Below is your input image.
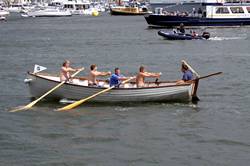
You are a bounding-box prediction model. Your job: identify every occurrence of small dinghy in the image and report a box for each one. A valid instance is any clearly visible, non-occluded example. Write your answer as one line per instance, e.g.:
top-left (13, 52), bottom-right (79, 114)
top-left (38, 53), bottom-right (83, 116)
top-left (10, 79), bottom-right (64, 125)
top-left (158, 30), bottom-right (210, 40)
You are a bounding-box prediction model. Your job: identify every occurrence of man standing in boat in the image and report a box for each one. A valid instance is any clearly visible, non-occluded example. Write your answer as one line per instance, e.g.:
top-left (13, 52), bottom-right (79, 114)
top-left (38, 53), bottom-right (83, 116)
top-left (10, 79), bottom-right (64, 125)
top-left (136, 66), bottom-right (162, 88)
top-left (178, 23), bottom-right (185, 34)
top-left (177, 63), bottom-right (193, 84)
top-left (110, 68), bottom-right (130, 88)
top-left (60, 60), bottom-right (83, 82)
top-left (88, 64), bottom-right (111, 86)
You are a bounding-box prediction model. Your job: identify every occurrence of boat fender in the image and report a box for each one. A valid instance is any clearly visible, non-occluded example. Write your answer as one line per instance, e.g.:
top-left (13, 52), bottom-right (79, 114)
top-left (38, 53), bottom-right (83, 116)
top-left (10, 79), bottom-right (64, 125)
top-left (92, 10), bottom-right (99, 16)
top-left (24, 78), bottom-right (33, 83)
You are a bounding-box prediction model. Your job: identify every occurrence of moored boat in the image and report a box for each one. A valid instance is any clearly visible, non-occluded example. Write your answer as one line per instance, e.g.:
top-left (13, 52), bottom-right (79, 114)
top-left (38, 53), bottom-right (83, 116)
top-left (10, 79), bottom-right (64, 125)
top-left (158, 30), bottom-right (210, 40)
top-left (0, 7), bottom-right (9, 21)
top-left (25, 72), bottom-right (199, 103)
top-left (21, 7), bottom-right (72, 17)
top-left (110, 2), bottom-right (151, 16)
top-left (50, 0), bottom-right (100, 15)
top-left (110, 6), bottom-right (151, 15)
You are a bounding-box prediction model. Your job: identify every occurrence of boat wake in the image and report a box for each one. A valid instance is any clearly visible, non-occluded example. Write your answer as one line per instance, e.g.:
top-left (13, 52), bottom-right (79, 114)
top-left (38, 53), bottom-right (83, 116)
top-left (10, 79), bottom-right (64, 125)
top-left (209, 36), bottom-right (246, 41)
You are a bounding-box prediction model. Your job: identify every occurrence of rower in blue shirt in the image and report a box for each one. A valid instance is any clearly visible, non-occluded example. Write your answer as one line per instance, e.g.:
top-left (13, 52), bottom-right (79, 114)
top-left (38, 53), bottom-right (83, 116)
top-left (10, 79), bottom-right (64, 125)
top-left (110, 68), bottom-right (128, 87)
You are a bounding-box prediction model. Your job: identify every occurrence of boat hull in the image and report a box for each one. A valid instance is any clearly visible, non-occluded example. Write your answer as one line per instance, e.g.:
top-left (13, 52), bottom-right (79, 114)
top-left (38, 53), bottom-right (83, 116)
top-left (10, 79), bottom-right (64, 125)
top-left (26, 73), bottom-right (196, 103)
top-left (110, 9), bottom-right (148, 15)
top-left (158, 30), bottom-right (206, 40)
top-left (145, 15), bottom-right (250, 27)
top-left (23, 9), bottom-right (72, 17)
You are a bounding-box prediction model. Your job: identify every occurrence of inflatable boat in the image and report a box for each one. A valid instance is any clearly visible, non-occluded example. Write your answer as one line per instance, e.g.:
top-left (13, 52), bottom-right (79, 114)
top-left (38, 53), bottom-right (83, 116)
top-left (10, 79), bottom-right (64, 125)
top-left (158, 30), bottom-right (210, 40)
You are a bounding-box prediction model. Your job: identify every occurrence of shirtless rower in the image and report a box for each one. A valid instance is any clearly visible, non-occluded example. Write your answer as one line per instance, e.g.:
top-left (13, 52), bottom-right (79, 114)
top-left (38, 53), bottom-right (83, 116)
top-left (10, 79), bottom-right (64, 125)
top-left (136, 66), bottom-right (162, 88)
top-left (88, 64), bottom-right (111, 86)
top-left (60, 60), bottom-right (83, 82)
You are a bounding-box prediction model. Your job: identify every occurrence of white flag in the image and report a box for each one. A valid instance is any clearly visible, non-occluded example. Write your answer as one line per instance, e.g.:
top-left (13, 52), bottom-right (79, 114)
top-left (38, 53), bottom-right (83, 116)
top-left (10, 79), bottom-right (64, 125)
top-left (33, 64), bottom-right (47, 74)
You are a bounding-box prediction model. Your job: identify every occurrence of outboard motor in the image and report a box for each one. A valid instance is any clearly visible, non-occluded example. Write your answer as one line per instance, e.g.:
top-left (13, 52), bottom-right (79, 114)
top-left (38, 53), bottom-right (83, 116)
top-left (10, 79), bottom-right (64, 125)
top-left (202, 32), bottom-right (210, 40)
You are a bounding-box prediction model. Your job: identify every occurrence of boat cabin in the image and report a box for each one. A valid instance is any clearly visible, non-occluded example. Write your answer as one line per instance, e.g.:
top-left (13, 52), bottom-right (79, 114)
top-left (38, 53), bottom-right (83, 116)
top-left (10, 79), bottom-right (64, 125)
top-left (206, 5), bottom-right (250, 18)
top-left (51, 0), bottom-right (91, 14)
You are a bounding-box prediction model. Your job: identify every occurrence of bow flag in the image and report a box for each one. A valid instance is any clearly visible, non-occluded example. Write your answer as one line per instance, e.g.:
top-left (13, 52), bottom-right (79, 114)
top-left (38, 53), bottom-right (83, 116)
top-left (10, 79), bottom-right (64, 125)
top-left (33, 64), bottom-right (47, 74)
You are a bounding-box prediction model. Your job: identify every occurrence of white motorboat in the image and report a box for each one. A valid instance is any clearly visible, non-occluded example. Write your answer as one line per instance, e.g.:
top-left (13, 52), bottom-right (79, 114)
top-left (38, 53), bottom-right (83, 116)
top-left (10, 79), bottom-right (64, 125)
top-left (0, 9), bottom-right (9, 16)
top-left (50, 0), bottom-right (99, 15)
top-left (22, 7), bottom-right (72, 17)
top-left (0, 7), bottom-right (9, 20)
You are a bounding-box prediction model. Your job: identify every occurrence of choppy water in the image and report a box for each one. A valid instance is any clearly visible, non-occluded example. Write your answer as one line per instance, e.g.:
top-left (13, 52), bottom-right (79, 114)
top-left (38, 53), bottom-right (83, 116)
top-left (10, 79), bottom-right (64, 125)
top-left (0, 14), bottom-right (250, 165)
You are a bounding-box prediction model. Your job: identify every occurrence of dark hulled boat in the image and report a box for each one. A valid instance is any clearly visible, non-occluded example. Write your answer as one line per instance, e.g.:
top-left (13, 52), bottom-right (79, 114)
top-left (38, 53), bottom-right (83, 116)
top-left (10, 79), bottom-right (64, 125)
top-left (145, 3), bottom-right (250, 27)
top-left (158, 30), bottom-right (210, 40)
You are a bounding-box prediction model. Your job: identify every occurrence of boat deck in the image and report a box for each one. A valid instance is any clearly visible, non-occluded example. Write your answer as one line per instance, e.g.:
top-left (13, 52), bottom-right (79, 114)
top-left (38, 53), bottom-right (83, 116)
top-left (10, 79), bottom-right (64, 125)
top-left (37, 73), bottom-right (180, 89)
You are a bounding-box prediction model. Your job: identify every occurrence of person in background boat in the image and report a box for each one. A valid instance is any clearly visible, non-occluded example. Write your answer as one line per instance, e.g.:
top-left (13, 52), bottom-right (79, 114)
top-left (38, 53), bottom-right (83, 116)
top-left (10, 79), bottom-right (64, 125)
top-left (88, 64), bottom-right (111, 86)
top-left (60, 60), bottom-right (83, 82)
top-left (192, 8), bottom-right (196, 16)
top-left (191, 30), bottom-right (197, 37)
top-left (178, 23), bottom-right (185, 34)
top-left (176, 63), bottom-right (193, 84)
top-left (136, 66), bottom-right (162, 88)
top-left (198, 8), bottom-right (203, 17)
top-left (110, 68), bottom-right (130, 87)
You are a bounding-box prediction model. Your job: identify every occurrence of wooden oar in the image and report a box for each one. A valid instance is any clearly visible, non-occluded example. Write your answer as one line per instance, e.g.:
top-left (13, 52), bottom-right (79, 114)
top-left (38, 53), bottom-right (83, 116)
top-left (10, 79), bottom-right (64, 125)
top-left (188, 71), bottom-right (222, 102)
top-left (10, 68), bottom-right (84, 112)
top-left (185, 72), bottom-right (222, 83)
top-left (195, 72), bottom-right (222, 81)
top-left (56, 77), bottom-right (135, 112)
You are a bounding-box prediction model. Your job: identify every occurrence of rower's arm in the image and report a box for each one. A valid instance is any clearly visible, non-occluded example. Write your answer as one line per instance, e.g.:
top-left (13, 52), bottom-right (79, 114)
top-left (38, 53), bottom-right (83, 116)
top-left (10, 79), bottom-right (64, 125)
top-left (66, 67), bottom-right (77, 72)
top-left (94, 71), bottom-right (111, 76)
top-left (143, 72), bottom-right (161, 77)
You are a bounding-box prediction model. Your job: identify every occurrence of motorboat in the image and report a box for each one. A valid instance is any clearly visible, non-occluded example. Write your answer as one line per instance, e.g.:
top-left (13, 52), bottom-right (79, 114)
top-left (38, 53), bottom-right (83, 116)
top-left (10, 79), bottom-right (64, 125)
top-left (145, 1), bottom-right (250, 27)
top-left (21, 7), bottom-right (72, 17)
top-left (110, 2), bottom-right (151, 15)
top-left (50, 0), bottom-right (99, 15)
top-left (0, 7), bottom-right (9, 21)
top-left (158, 30), bottom-right (210, 40)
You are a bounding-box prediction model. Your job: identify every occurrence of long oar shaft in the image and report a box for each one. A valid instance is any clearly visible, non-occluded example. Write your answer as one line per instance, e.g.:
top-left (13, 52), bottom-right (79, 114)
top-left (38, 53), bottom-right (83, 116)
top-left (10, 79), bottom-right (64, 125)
top-left (57, 77), bottom-right (135, 111)
top-left (10, 68), bottom-right (84, 112)
top-left (196, 72), bottom-right (222, 80)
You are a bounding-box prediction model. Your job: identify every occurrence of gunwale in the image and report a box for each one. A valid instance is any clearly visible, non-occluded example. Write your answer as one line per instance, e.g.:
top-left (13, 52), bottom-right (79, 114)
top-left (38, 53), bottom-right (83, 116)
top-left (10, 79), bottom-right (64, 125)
top-left (28, 72), bottom-right (193, 90)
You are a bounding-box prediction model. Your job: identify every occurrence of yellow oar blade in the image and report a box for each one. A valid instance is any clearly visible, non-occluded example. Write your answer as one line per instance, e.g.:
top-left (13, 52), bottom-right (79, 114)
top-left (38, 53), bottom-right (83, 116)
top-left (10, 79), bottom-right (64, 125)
top-left (56, 86), bottom-right (114, 111)
top-left (9, 68), bottom-right (84, 113)
top-left (9, 99), bottom-right (38, 112)
top-left (9, 105), bottom-right (31, 113)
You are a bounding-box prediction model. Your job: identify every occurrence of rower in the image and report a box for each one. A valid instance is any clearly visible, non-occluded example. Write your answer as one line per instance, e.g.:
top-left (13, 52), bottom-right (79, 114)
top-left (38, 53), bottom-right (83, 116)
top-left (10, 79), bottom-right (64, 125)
top-left (60, 60), bottom-right (83, 82)
top-left (88, 64), bottom-right (111, 86)
top-left (176, 63), bottom-right (193, 84)
top-left (136, 66), bottom-right (161, 88)
top-left (110, 68), bottom-right (130, 87)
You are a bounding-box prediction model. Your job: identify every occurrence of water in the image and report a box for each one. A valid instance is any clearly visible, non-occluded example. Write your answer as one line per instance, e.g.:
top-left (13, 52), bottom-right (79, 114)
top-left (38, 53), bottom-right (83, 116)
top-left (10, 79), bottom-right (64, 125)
top-left (1, 14), bottom-right (250, 165)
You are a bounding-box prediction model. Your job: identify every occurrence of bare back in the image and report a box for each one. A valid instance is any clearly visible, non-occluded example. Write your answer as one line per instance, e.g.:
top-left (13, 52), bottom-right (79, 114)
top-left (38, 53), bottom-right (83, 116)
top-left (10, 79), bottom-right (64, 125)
top-left (60, 67), bottom-right (70, 81)
top-left (88, 71), bottom-right (97, 85)
top-left (136, 72), bottom-right (146, 87)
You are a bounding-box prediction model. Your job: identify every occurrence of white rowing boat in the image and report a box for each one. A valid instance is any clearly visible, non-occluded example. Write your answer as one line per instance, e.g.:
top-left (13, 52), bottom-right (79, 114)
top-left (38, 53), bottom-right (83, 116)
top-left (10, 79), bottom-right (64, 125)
top-left (25, 72), bottom-right (199, 103)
